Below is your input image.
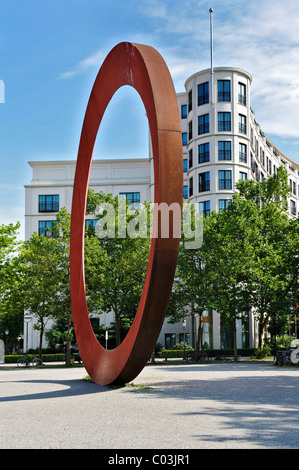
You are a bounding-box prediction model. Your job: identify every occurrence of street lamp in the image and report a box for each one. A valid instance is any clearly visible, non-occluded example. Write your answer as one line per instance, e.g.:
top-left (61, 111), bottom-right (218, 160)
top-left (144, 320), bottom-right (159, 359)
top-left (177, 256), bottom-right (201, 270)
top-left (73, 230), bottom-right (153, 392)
top-left (24, 316), bottom-right (32, 363)
top-left (182, 319), bottom-right (187, 361)
top-left (5, 328), bottom-right (9, 355)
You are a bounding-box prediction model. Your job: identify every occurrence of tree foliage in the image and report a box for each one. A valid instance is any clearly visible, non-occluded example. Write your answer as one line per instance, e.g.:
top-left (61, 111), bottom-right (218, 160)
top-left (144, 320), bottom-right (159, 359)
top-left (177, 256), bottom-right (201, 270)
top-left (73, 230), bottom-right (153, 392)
top-left (167, 166), bottom-right (299, 358)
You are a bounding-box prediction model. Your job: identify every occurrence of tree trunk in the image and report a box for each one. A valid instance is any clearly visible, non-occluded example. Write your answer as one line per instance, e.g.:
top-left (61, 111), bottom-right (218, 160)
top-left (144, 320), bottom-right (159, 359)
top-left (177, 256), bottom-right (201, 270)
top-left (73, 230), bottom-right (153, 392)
top-left (258, 314), bottom-right (266, 349)
top-left (115, 312), bottom-right (121, 347)
top-left (232, 316), bottom-right (238, 361)
top-left (196, 311), bottom-right (203, 355)
top-left (65, 310), bottom-right (72, 366)
top-left (191, 312), bottom-right (195, 349)
top-left (39, 322), bottom-right (44, 358)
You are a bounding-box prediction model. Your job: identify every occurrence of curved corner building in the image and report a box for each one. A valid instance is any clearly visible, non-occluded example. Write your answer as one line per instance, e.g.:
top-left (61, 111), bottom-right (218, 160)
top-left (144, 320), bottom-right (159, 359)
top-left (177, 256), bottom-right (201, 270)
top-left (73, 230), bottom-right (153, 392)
top-left (178, 67), bottom-right (298, 217)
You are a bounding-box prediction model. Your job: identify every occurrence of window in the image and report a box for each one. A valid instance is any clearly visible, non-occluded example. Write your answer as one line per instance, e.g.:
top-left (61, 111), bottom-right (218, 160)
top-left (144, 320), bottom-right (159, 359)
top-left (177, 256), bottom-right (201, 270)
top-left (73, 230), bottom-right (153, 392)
top-left (188, 90), bottom-right (192, 112)
top-left (221, 318), bottom-right (234, 349)
top-left (179, 333), bottom-right (190, 344)
top-left (39, 195), bottom-right (59, 212)
top-left (38, 220), bottom-right (57, 237)
top-left (255, 138), bottom-right (259, 156)
top-left (219, 199), bottom-right (229, 212)
top-left (238, 82), bottom-right (246, 105)
top-left (181, 104), bottom-right (187, 119)
top-left (183, 185), bottom-right (188, 199)
top-left (239, 143), bottom-right (247, 163)
top-left (290, 200), bottom-right (296, 215)
top-left (189, 177), bottom-right (193, 197)
top-left (241, 312), bottom-right (249, 348)
top-left (290, 180), bottom-right (296, 195)
top-left (218, 112), bottom-right (231, 132)
top-left (85, 219), bottom-right (98, 232)
top-left (198, 114), bottom-right (209, 135)
top-left (188, 120), bottom-right (193, 140)
top-left (119, 192), bottom-right (140, 209)
top-left (260, 148), bottom-right (265, 166)
top-left (189, 149), bottom-right (193, 169)
top-left (182, 132), bottom-right (187, 146)
top-left (219, 170), bottom-right (232, 190)
top-left (165, 333), bottom-right (176, 349)
top-left (198, 172), bottom-right (210, 192)
top-left (199, 201), bottom-right (210, 217)
top-left (202, 310), bottom-right (213, 348)
top-left (239, 171), bottom-right (247, 181)
top-left (218, 141), bottom-right (231, 160)
top-left (198, 143), bottom-right (210, 163)
top-left (183, 159), bottom-right (188, 172)
top-left (198, 82), bottom-right (209, 105)
top-left (218, 80), bottom-right (231, 101)
top-left (239, 114), bottom-right (247, 134)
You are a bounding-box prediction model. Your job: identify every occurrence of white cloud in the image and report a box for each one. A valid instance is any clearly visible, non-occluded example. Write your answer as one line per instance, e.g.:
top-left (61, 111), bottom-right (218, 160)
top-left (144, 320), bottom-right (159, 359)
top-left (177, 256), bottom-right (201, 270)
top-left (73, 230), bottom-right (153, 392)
top-left (139, 0), bottom-right (299, 142)
top-left (59, 49), bottom-right (105, 79)
top-left (58, 0), bottom-right (299, 144)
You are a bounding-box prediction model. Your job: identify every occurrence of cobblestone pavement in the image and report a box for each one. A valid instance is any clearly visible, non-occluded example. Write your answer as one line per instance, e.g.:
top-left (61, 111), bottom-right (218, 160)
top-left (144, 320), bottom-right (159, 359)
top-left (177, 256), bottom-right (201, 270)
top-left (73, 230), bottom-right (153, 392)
top-left (0, 361), bottom-right (298, 449)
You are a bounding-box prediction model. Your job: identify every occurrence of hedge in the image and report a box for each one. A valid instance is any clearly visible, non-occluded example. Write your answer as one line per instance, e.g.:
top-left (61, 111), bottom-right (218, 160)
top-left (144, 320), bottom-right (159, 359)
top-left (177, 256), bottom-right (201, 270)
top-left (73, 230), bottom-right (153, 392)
top-left (159, 348), bottom-right (257, 359)
top-left (3, 353), bottom-right (76, 363)
top-left (160, 349), bottom-right (195, 358)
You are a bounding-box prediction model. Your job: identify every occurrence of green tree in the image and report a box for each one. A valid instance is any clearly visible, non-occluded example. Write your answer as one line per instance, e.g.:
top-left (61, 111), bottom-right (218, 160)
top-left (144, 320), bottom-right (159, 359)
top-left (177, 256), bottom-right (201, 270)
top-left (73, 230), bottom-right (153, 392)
top-left (202, 198), bottom-right (255, 360)
top-left (200, 166), bottom-right (297, 355)
top-left (49, 207), bottom-right (73, 364)
top-left (0, 222), bottom-right (24, 351)
top-left (237, 167), bottom-right (297, 348)
top-left (18, 207), bottom-right (74, 362)
top-left (19, 232), bottom-right (62, 357)
top-left (167, 214), bottom-right (211, 354)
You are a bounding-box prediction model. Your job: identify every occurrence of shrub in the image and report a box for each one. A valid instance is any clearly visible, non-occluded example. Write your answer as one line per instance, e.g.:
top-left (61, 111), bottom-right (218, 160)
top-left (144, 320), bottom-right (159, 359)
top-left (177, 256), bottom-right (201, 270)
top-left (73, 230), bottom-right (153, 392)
top-left (251, 344), bottom-right (272, 359)
top-left (4, 353), bottom-right (66, 363)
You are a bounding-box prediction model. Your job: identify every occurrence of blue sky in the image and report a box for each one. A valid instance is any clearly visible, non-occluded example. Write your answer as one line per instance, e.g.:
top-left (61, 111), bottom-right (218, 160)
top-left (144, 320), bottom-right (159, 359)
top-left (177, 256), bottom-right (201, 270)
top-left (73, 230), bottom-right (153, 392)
top-left (0, 0), bottom-right (299, 239)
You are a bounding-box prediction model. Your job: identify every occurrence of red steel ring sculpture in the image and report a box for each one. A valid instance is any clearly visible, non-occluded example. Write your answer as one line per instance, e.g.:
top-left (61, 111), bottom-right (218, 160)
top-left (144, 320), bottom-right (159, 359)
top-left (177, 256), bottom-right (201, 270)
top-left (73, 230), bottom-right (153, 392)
top-left (70, 42), bottom-right (183, 385)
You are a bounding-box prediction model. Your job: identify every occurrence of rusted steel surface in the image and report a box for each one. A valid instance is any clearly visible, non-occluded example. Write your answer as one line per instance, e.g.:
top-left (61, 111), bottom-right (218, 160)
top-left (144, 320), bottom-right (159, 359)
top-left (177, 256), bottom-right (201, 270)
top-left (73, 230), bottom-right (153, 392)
top-left (70, 42), bottom-right (183, 385)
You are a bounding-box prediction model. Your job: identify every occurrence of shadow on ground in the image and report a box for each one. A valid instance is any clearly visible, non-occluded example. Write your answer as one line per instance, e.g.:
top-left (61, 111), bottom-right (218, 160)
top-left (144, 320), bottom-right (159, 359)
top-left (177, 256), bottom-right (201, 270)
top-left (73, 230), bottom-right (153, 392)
top-left (134, 363), bottom-right (299, 448)
top-left (0, 378), bottom-right (110, 402)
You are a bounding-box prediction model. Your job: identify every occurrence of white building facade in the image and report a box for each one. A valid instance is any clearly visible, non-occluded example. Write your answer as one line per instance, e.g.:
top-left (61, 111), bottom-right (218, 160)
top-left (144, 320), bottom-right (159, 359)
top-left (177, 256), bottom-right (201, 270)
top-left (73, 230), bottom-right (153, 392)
top-left (23, 66), bottom-right (299, 352)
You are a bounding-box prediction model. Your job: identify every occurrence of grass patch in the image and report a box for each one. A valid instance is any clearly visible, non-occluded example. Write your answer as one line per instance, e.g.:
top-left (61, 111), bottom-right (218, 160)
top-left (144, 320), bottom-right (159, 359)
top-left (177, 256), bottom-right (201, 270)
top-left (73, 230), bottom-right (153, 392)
top-left (126, 382), bottom-right (154, 390)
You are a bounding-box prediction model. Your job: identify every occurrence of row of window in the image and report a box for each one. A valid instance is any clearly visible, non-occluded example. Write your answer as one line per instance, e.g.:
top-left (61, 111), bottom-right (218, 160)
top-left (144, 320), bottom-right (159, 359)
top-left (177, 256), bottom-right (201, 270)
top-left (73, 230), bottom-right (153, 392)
top-left (182, 113), bottom-right (247, 145)
top-left (39, 198), bottom-right (298, 237)
top-left (181, 80), bottom-right (247, 116)
top-left (38, 219), bottom-right (100, 236)
top-left (188, 170), bottom-right (249, 197)
top-left (184, 142), bottom-right (249, 170)
top-left (182, 195), bottom-right (297, 218)
top-left (38, 192), bottom-right (141, 213)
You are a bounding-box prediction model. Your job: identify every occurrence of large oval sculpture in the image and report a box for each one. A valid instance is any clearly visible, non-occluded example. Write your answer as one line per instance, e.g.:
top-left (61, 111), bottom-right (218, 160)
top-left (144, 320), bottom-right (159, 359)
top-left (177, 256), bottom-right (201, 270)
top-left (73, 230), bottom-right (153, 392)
top-left (70, 42), bottom-right (183, 385)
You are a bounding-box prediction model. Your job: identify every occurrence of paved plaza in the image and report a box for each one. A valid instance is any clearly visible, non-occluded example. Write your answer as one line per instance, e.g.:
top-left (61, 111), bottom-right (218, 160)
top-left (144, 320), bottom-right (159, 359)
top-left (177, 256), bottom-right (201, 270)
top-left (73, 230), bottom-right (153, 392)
top-left (0, 361), bottom-right (299, 449)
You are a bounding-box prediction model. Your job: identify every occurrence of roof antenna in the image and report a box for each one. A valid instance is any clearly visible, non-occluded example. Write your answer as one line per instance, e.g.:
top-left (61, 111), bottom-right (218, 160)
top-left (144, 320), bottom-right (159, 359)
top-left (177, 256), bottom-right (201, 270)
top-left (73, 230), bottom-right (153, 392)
top-left (209, 8), bottom-right (214, 106)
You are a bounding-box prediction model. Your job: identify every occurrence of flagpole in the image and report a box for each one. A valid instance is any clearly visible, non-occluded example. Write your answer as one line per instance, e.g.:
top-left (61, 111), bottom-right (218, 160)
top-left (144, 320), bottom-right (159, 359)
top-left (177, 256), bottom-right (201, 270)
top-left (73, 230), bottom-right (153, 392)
top-left (209, 8), bottom-right (214, 106)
